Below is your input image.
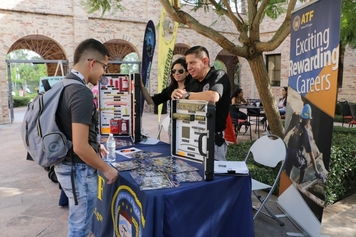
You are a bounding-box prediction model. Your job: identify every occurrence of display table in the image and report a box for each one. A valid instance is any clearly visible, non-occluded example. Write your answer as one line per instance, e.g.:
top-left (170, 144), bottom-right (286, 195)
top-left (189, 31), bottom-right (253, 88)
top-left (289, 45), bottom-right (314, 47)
top-left (91, 141), bottom-right (254, 237)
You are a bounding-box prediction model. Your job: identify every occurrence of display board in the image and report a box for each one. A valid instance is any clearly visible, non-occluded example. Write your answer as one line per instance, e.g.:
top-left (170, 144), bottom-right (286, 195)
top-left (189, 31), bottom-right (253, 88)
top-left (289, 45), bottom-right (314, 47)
top-left (99, 73), bottom-right (141, 143)
top-left (171, 99), bottom-right (215, 181)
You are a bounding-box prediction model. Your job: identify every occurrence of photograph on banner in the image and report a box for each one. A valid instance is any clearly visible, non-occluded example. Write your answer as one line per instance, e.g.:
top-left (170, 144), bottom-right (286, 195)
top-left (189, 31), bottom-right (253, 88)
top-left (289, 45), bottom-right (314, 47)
top-left (278, 0), bottom-right (342, 236)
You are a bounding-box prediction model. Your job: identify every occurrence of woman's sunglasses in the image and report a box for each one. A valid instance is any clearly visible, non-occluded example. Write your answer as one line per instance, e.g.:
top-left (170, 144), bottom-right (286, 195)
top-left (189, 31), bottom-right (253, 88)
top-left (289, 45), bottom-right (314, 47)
top-left (171, 69), bottom-right (185, 74)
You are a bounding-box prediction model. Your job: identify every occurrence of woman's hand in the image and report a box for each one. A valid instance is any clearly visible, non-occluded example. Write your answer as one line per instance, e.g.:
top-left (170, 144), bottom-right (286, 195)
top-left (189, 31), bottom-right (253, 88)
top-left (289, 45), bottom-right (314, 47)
top-left (171, 89), bottom-right (186, 100)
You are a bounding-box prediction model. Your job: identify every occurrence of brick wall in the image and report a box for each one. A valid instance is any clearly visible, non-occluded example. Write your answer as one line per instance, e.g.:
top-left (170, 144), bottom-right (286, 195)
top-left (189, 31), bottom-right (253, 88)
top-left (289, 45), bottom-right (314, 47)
top-left (0, 1), bottom-right (355, 123)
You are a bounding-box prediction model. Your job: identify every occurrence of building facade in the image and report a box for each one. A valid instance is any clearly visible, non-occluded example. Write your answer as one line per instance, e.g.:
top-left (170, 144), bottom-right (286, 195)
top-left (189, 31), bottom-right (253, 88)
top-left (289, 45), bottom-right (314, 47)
top-left (0, 0), bottom-right (355, 124)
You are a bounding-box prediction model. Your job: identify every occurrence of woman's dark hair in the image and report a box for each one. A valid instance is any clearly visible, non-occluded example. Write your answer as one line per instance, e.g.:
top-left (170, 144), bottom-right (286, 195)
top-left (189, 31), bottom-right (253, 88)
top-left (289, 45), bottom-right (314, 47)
top-left (283, 86), bottom-right (288, 106)
top-left (232, 87), bottom-right (243, 98)
top-left (168, 57), bottom-right (191, 89)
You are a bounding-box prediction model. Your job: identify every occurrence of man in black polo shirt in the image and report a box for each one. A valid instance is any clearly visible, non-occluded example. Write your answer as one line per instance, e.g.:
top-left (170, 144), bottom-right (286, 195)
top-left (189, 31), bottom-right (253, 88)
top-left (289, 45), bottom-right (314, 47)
top-left (172, 46), bottom-right (231, 161)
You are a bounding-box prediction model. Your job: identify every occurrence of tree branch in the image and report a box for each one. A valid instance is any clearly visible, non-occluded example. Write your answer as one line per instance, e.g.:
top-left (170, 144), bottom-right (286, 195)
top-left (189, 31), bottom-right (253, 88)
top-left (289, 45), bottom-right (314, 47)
top-left (220, 0), bottom-right (249, 44)
top-left (255, 0), bottom-right (297, 52)
top-left (158, 0), bottom-right (249, 57)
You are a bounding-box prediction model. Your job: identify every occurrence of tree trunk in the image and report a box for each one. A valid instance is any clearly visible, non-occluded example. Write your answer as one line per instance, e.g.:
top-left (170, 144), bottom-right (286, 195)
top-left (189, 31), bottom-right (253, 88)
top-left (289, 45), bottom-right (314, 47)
top-left (247, 54), bottom-right (285, 138)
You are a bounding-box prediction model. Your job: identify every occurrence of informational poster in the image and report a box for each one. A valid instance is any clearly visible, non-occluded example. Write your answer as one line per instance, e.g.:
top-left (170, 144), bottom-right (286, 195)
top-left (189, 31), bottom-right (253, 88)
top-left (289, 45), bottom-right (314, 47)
top-left (277, 0), bottom-right (342, 236)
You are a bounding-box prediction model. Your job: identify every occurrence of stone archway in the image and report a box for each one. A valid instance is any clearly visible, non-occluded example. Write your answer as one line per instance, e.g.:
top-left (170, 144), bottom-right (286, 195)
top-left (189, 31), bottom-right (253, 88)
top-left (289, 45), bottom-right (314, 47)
top-left (215, 50), bottom-right (239, 94)
top-left (104, 39), bottom-right (138, 73)
top-left (174, 43), bottom-right (189, 56)
top-left (8, 35), bottom-right (68, 76)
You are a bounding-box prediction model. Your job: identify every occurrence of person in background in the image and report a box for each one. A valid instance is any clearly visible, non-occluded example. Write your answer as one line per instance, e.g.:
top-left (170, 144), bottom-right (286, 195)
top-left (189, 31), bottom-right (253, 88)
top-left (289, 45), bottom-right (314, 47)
top-left (92, 84), bottom-right (99, 111)
top-left (172, 46), bottom-right (231, 161)
top-left (261, 86), bottom-right (288, 126)
top-left (140, 57), bottom-right (192, 142)
top-left (141, 57), bottom-right (192, 106)
top-left (230, 87), bottom-right (248, 120)
top-left (54, 38), bottom-right (119, 236)
top-left (278, 86), bottom-right (288, 115)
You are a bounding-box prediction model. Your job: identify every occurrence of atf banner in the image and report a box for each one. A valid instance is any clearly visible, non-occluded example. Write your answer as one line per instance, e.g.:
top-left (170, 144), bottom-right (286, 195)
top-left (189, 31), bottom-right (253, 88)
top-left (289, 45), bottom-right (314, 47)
top-left (157, 0), bottom-right (179, 121)
top-left (141, 20), bottom-right (156, 116)
top-left (277, 0), bottom-right (342, 236)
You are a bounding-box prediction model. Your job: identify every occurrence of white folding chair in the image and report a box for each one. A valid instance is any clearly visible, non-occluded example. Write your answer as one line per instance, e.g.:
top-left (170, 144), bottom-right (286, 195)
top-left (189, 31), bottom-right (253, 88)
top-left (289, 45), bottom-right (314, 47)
top-left (244, 134), bottom-right (287, 226)
top-left (157, 116), bottom-right (170, 140)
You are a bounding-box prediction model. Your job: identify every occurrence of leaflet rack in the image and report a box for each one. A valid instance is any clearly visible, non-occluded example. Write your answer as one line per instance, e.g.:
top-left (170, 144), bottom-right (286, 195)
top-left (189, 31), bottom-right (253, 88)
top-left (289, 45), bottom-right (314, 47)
top-left (171, 99), bottom-right (215, 181)
top-left (98, 73), bottom-right (141, 143)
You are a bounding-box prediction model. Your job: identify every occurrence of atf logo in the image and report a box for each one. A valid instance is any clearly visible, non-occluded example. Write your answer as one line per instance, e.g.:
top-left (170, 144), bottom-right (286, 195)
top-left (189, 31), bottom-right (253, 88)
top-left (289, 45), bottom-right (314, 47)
top-left (293, 10), bottom-right (314, 32)
top-left (292, 15), bottom-right (301, 31)
top-left (111, 185), bottom-right (145, 237)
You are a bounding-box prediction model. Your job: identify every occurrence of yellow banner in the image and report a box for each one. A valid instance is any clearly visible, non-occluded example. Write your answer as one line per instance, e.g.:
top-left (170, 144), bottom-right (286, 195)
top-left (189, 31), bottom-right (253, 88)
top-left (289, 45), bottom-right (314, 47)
top-left (157, 0), bottom-right (179, 121)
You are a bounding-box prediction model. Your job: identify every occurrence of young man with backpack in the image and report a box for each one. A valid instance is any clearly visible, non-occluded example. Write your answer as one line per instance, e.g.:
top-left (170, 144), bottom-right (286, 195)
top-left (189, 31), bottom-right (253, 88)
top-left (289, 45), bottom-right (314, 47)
top-left (55, 38), bottom-right (119, 236)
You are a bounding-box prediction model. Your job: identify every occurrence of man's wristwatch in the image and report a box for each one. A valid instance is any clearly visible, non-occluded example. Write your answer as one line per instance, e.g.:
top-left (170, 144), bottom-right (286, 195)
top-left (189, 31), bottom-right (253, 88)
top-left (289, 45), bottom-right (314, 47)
top-left (184, 92), bottom-right (190, 99)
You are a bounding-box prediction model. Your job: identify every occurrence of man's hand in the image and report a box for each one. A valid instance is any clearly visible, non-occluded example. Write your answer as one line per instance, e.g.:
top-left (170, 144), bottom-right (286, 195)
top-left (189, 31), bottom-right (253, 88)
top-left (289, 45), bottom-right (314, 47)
top-left (100, 144), bottom-right (108, 158)
top-left (103, 166), bottom-right (119, 184)
top-left (171, 89), bottom-right (186, 99)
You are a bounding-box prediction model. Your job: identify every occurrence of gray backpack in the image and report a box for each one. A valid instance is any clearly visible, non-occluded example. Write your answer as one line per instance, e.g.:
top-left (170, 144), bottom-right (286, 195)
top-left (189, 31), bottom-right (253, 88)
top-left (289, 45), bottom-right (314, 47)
top-left (21, 79), bottom-right (85, 167)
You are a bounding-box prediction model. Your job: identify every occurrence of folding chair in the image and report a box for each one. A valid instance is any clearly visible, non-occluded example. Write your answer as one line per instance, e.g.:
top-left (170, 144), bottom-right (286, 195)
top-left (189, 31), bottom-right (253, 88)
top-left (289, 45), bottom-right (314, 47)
top-left (244, 134), bottom-right (287, 226)
top-left (157, 116), bottom-right (170, 140)
top-left (349, 104), bottom-right (356, 128)
top-left (339, 101), bottom-right (352, 127)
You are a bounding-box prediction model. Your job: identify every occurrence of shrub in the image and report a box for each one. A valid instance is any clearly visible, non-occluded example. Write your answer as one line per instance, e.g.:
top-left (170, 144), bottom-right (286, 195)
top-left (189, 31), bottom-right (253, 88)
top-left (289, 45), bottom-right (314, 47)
top-left (13, 96), bottom-right (32, 107)
top-left (227, 126), bottom-right (356, 206)
top-left (13, 94), bottom-right (37, 107)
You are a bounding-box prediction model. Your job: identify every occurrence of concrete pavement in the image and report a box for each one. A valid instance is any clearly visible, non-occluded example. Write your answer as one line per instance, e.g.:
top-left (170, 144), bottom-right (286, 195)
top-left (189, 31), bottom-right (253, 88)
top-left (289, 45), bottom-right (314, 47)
top-left (0, 107), bottom-right (355, 236)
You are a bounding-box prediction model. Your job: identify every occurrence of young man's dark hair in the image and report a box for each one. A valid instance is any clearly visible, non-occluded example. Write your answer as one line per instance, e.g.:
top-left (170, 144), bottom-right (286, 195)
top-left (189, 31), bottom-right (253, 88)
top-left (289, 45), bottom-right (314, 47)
top-left (74, 38), bottom-right (110, 64)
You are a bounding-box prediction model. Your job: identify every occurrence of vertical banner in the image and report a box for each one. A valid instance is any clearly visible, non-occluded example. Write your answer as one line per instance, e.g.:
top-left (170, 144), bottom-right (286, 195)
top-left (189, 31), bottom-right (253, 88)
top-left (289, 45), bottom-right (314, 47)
top-left (277, 0), bottom-right (342, 236)
top-left (141, 20), bottom-right (156, 117)
top-left (157, 0), bottom-right (179, 121)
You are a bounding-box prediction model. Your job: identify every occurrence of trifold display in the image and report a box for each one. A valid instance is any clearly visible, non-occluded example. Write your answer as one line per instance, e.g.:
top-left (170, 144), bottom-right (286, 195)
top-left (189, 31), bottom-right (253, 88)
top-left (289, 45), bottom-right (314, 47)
top-left (171, 99), bottom-right (215, 181)
top-left (98, 73), bottom-right (141, 143)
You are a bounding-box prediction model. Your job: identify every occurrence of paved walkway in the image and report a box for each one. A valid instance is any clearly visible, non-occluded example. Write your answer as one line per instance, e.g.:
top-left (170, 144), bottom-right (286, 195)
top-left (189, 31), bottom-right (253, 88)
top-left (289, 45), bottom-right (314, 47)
top-left (0, 107), bottom-right (355, 236)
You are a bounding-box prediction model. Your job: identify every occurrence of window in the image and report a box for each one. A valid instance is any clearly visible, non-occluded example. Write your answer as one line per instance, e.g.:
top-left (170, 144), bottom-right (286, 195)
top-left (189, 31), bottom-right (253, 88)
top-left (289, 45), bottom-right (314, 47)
top-left (266, 54), bottom-right (281, 87)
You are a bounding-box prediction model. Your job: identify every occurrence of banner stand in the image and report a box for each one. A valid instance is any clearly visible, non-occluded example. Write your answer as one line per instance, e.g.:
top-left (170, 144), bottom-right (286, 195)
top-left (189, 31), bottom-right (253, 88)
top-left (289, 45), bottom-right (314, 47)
top-left (277, 0), bottom-right (342, 236)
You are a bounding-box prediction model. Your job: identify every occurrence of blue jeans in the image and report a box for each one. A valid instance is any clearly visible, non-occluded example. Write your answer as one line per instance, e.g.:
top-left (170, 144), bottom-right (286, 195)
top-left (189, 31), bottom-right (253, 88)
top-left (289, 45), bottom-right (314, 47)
top-left (55, 162), bottom-right (98, 237)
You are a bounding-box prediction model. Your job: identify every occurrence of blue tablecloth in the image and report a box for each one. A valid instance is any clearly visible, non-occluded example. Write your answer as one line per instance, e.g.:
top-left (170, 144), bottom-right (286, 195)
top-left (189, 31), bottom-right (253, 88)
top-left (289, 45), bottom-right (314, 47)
top-left (91, 140), bottom-right (254, 237)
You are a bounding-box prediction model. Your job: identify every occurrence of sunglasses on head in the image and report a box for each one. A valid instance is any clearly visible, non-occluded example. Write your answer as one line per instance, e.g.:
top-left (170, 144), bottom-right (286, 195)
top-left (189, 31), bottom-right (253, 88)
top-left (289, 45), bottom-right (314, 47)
top-left (171, 69), bottom-right (185, 74)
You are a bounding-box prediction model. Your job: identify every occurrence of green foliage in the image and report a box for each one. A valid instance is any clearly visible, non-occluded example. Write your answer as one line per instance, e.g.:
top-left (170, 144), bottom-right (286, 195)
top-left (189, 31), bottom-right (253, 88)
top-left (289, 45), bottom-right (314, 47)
top-left (13, 96), bottom-right (32, 107)
top-left (340, 0), bottom-right (356, 49)
top-left (326, 126), bottom-right (356, 204)
top-left (81, 0), bottom-right (125, 16)
top-left (227, 126), bottom-right (356, 206)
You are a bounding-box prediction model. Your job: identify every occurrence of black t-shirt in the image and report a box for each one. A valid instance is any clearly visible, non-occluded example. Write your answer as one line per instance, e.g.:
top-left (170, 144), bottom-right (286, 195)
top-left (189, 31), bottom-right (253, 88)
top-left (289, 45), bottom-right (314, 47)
top-left (152, 86), bottom-right (173, 106)
top-left (57, 73), bottom-right (99, 163)
top-left (188, 67), bottom-right (231, 132)
top-left (152, 76), bottom-right (193, 106)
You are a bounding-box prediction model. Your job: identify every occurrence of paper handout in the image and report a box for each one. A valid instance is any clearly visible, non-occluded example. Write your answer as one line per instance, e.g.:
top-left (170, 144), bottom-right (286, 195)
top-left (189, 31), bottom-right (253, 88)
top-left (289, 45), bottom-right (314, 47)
top-left (214, 161), bottom-right (249, 176)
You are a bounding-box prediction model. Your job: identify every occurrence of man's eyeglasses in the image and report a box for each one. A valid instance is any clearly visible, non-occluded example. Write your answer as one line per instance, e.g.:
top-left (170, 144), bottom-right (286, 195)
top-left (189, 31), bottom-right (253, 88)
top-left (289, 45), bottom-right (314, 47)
top-left (171, 69), bottom-right (185, 75)
top-left (88, 59), bottom-right (109, 72)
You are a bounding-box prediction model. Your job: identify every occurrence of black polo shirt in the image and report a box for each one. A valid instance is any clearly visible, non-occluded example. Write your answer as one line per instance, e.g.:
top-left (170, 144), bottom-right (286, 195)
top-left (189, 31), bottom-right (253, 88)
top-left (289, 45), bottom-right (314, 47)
top-left (188, 67), bottom-right (231, 132)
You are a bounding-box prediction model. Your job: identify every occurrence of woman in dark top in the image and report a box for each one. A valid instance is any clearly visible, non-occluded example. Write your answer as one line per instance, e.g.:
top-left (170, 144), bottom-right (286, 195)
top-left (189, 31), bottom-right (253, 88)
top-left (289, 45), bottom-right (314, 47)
top-left (141, 57), bottom-right (192, 106)
top-left (230, 87), bottom-right (248, 120)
